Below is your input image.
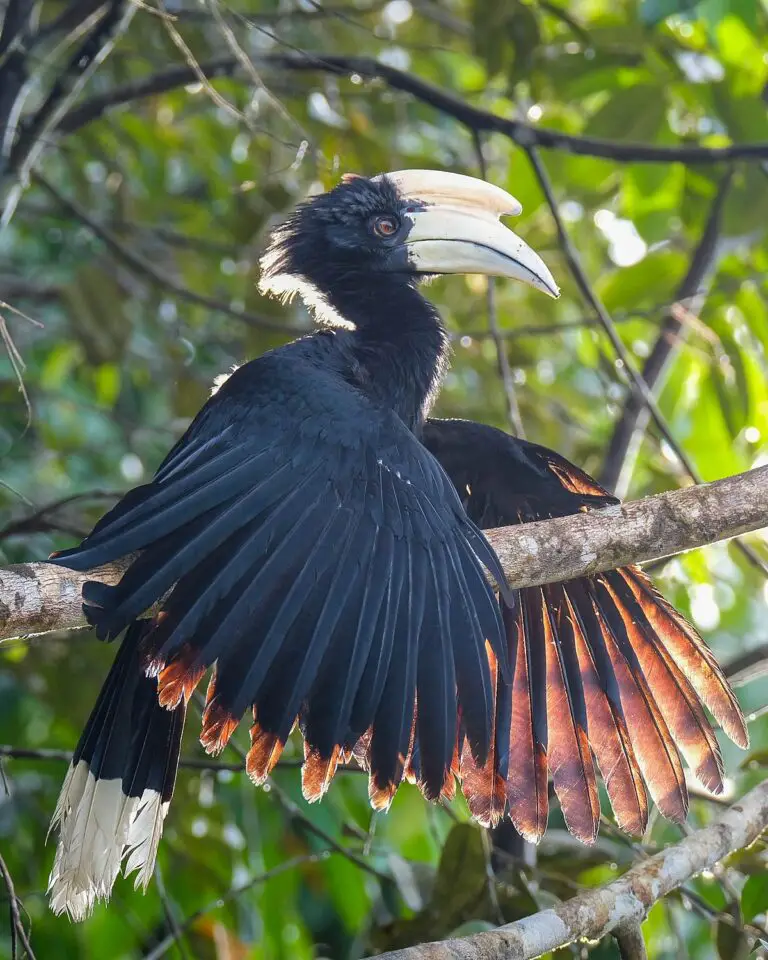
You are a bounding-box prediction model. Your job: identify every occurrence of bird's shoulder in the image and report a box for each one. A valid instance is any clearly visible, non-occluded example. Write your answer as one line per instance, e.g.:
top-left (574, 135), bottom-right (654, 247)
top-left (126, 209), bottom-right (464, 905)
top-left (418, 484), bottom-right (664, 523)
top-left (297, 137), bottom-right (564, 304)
top-left (163, 337), bottom-right (452, 502)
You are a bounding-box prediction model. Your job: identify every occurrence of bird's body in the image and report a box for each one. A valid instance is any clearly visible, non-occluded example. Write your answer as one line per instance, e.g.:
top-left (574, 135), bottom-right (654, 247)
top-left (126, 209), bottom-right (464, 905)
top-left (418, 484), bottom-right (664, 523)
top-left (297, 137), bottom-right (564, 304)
top-left (45, 170), bottom-right (745, 922)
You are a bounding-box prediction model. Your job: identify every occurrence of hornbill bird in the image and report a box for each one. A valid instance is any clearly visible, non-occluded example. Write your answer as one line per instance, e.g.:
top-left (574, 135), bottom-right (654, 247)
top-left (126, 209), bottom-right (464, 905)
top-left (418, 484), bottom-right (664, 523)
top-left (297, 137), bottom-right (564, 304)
top-left (45, 171), bottom-right (746, 921)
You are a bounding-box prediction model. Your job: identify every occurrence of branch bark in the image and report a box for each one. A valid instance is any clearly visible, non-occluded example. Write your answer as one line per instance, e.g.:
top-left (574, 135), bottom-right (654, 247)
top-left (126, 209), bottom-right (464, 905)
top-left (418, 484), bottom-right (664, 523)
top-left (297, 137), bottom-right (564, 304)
top-left (372, 776), bottom-right (768, 960)
top-left (2, 464), bottom-right (767, 642)
top-left (0, 557), bottom-right (131, 641)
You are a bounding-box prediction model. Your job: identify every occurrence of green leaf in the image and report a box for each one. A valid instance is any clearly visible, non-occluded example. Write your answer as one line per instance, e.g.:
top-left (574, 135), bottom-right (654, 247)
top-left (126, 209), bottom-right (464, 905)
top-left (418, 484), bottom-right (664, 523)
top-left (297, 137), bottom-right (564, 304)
top-left (586, 86), bottom-right (668, 143)
top-left (596, 250), bottom-right (687, 313)
top-left (716, 913), bottom-right (751, 960)
top-left (741, 874), bottom-right (768, 922)
top-left (431, 823), bottom-right (488, 911)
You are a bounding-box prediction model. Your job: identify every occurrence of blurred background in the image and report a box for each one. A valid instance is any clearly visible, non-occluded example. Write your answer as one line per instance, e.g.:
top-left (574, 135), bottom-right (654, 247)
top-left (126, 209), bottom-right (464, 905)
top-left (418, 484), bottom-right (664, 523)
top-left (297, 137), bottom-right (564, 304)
top-left (1, 0), bottom-right (767, 956)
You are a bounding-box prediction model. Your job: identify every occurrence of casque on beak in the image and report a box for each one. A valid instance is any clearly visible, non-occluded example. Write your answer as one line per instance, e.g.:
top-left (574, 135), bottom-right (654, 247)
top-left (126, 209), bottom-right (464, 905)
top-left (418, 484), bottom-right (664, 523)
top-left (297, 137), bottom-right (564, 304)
top-left (374, 169), bottom-right (560, 299)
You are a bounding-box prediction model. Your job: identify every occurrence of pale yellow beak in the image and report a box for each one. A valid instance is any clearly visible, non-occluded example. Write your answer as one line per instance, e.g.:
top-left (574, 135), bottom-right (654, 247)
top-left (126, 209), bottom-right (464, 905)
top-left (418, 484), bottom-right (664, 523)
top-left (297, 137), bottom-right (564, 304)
top-left (374, 169), bottom-right (560, 299)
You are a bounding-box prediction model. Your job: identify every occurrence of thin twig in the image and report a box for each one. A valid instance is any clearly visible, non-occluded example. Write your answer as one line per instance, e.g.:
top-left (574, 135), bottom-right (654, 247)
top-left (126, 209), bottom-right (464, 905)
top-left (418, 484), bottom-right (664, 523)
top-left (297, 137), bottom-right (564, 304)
top-left (142, 853), bottom-right (326, 960)
top-left (153, 863), bottom-right (191, 960)
top-left (472, 131), bottom-right (525, 437)
top-left (56, 54), bottom-right (768, 165)
top-left (0, 489), bottom-right (120, 541)
top-left (0, 743), bottom-right (366, 775)
top-left (0, 850), bottom-right (37, 960)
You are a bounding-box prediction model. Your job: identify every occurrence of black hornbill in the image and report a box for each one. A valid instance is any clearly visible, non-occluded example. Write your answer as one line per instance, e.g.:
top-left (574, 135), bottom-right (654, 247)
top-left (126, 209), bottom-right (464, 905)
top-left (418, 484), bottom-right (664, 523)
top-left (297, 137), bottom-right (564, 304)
top-left (46, 171), bottom-right (746, 920)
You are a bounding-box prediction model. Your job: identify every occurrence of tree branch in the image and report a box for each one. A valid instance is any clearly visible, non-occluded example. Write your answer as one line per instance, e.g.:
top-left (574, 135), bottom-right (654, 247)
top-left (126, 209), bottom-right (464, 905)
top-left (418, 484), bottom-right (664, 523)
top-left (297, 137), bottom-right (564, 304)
top-left (0, 557), bottom-right (131, 641)
top-left (56, 54), bottom-right (768, 165)
top-left (372, 776), bottom-right (768, 959)
top-left (2, 464), bottom-right (767, 642)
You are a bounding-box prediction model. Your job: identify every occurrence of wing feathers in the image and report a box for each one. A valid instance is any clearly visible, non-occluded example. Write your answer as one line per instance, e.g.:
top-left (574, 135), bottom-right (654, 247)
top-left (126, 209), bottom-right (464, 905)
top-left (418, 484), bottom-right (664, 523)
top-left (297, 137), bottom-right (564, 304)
top-left (599, 572), bottom-right (724, 794)
top-left (563, 589), bottom-right (648, 835)
top-left (504, 594), bottom-right (548, 842)
top-left (622, 567), bottom-right (748, 750)
top-left (579, 584), bottom-right (688, 823)
top-left (542, 585), bottom-right (599, 843)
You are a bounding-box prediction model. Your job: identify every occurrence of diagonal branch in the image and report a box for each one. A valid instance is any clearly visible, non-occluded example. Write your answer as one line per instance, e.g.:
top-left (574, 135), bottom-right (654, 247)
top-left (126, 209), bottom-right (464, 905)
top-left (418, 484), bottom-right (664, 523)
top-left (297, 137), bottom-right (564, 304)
top-left (372, 775), bottom-right (768, 959)
top-left (599, 170), bottom-right (734, 496)
top-left (2, 463), bottom-right (767, 642)
top-left (0, 849), bottom-right (37, 960)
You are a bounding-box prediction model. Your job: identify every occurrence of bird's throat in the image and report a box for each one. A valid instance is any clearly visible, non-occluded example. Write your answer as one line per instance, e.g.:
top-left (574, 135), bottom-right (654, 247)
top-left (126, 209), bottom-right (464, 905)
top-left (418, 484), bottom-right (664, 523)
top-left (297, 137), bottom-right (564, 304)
top-left (328, 278), bottom-right (450, 431)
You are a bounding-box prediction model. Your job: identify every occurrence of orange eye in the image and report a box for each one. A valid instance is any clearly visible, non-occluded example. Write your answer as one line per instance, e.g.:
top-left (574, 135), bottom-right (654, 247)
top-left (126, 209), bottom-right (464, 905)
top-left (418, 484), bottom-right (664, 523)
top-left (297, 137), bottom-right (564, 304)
top-left (372, 215), bottom-right (399, 238)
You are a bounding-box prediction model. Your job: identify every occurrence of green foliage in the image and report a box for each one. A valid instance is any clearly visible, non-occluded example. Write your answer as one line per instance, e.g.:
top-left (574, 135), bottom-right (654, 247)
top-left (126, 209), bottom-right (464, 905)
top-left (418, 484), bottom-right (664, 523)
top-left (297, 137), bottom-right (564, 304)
top-left (1, 0), bottom-right (768, 957)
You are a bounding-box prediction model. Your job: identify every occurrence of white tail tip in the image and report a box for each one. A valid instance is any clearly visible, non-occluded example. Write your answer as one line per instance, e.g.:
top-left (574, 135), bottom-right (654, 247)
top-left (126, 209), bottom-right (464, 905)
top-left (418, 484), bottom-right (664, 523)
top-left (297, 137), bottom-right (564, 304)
top-left (47, 761), bottom-right (168, 921)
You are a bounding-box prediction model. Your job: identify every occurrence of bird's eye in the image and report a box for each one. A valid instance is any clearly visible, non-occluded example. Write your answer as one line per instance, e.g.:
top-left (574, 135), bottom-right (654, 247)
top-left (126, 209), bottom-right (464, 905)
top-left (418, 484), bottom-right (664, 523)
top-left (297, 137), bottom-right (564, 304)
top-left (372, 215), bottom-right (400, 238)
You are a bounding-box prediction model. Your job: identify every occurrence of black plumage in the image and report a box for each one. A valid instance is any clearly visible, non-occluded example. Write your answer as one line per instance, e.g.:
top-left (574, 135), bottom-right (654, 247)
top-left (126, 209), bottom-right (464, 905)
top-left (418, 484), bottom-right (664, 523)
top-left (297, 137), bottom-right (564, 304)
top-left (49, 171), bottom-right (538, 918)
top-left (47, 171), bottom-right (745, 921)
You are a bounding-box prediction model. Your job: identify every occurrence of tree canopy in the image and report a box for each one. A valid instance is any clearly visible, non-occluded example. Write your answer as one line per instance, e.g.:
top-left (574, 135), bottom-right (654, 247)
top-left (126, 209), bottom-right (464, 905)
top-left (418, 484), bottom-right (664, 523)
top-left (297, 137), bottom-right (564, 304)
top-left (1, 0), bottom-right (767, 957)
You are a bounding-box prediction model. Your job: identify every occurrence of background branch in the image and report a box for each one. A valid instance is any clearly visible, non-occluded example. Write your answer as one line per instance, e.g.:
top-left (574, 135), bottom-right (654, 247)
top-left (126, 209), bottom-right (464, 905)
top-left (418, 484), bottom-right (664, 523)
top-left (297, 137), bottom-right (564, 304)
top-left (3, 464), bottom-right (767, 642)
top-left (600, 170), bottom-right (734, 496)
top-left (56, 54), bottom-right (768, 165)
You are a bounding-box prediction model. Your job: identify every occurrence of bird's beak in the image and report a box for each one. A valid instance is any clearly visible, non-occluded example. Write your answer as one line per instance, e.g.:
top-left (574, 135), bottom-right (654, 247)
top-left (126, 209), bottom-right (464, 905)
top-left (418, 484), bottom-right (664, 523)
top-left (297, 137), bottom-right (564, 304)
top-left (373, 169), bottom-right (560, 299)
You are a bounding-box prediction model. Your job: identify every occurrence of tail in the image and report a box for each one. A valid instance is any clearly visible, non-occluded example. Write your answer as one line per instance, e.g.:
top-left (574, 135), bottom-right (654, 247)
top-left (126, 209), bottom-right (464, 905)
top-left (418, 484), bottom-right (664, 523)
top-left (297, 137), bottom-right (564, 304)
top-left (460, 565), bottom-right (748, 842)
top-left (422, 418), bottom-right (748, 841)
top-left (48, 621), bottom-right (185, 921)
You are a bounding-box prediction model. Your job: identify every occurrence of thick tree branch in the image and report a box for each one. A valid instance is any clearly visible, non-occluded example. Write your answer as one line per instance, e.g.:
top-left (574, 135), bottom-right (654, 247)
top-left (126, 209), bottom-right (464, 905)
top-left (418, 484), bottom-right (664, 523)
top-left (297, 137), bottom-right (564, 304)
top-left (57, 54), bottom-right (768, 165)
top-left (372, 776), bottom-right (768, 960)
top-left (2, 464), bottom-right (767, 642)
top-left (0, 557), bottom-right (131, 641)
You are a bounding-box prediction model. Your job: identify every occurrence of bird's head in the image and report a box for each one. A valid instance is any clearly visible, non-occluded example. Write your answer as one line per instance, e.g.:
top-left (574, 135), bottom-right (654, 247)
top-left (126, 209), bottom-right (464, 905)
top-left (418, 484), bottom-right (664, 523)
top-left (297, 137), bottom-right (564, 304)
top-left (259, 169), bottom-right (559, 321)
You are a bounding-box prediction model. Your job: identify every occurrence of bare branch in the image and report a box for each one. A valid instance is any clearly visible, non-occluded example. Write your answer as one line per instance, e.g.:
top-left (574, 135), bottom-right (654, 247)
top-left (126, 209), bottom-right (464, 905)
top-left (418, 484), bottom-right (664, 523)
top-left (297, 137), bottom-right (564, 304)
top-left (614, 923), bottom-right (648, 960)
top-left (0, 743), bottom-right (366, 776)
top-left (0, 557), bottom-right (132, 640)
top-left (58, 56), bottom-right (240, 134)
top-left (3, 464), bottom-right (768, 642)
top-left (373, 776), bottom-right (768, 959)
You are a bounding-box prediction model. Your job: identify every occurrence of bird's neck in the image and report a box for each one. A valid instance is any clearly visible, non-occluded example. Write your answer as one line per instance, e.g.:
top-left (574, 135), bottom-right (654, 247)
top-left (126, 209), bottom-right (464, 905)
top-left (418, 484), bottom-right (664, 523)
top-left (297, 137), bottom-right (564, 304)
top-left (325, 278), bottom-right (450, 431)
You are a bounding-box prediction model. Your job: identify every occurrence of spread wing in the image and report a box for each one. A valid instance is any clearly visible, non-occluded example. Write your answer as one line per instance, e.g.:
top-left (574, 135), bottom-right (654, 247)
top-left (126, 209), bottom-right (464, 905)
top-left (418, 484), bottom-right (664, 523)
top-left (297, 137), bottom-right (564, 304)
top-left (52, 360), bottom-right (513, 806)
top-left (422, 417), bottom-right (747, 841)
